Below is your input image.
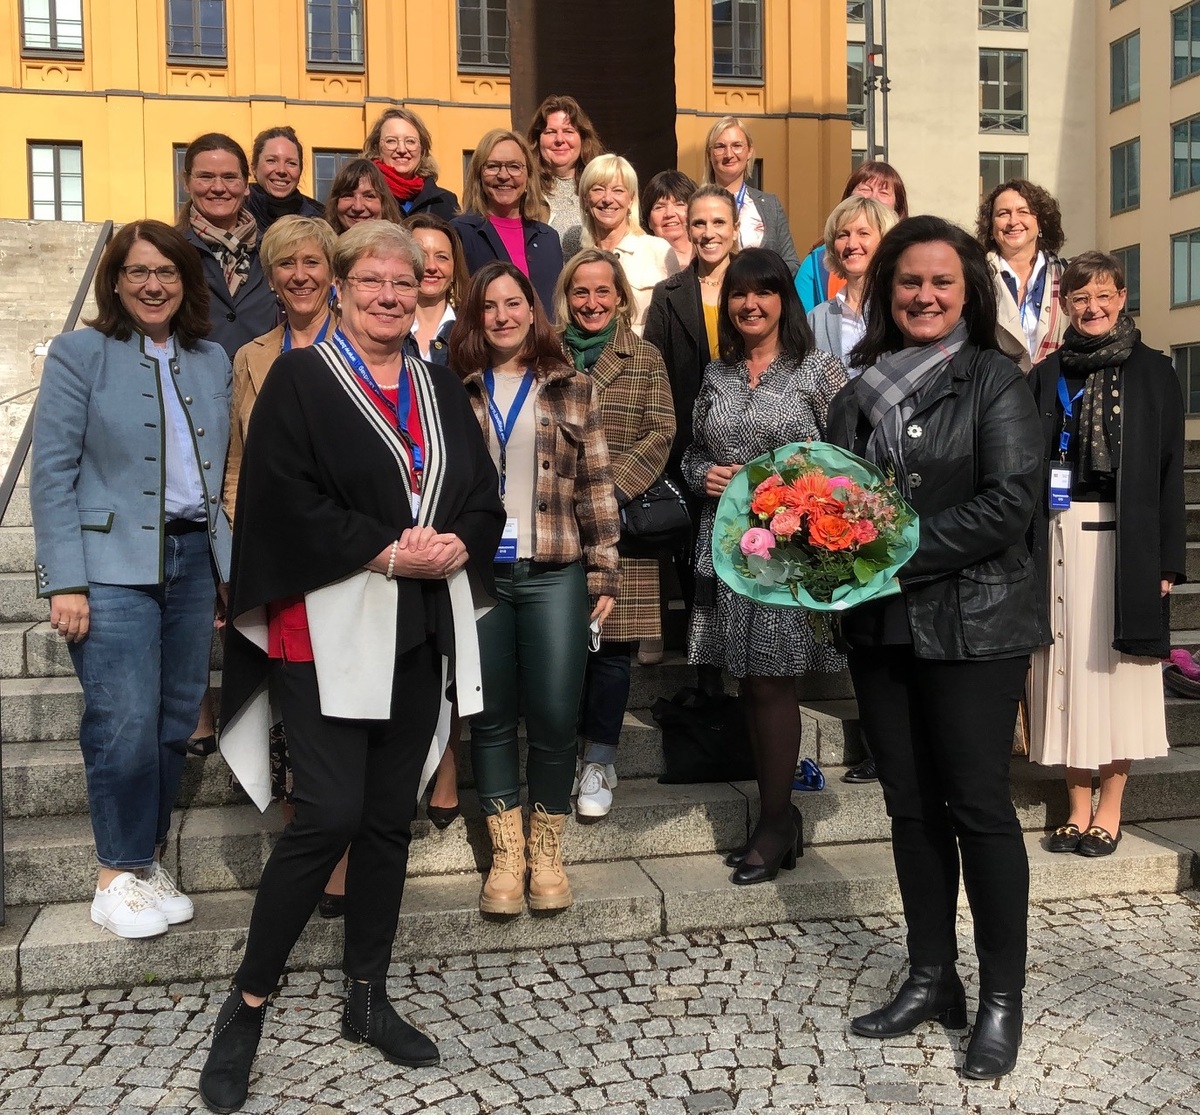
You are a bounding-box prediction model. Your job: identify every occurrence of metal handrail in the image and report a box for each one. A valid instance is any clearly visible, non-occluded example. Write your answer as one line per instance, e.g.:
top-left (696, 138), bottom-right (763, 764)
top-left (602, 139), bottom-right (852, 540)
top-left (0, 218), bottom-right (113, 927)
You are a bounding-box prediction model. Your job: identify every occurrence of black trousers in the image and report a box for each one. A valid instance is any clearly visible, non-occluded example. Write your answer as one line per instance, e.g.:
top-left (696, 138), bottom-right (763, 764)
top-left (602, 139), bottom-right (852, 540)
top-left (236, 642), bottom-right (440, 996)
top-left (848, 647), bottom-right (1030, 993)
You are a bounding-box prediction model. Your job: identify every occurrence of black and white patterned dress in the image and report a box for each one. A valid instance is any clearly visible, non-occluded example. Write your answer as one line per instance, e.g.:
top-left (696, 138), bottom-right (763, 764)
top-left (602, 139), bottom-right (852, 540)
top-left (681, 350), bottom-right (849, 678)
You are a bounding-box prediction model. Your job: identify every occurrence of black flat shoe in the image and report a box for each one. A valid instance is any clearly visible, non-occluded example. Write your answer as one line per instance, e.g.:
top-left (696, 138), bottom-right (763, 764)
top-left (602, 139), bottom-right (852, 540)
top-left (962, 990), bottom-right (1022, 1079)
top-left (1077, 826), bottom-right (1121, 857)
top-left (186, 734), bottom-right (219, 758)
top-left (1046, 823), bottom-right (1082, 853)
top-left (841, 758), bottom-right (878, 784)
top-left (850, 965), bottom-right (968, 1038)
top-left (318, 892), bottom-right (344, 919)
top-left (342, 979), bottom-right (440, 1067)
top-left (426, 803), bottom-right (461, 830)
top-left (731, 807), bottom-right (803, 885)
top-left (199, 988), bottom-right (266, 1114)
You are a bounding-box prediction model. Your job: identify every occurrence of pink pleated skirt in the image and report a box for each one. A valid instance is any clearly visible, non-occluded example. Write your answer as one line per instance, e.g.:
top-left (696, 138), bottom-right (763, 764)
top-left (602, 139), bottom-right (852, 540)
top-left (1028, 501), bottom-right (1169, 770)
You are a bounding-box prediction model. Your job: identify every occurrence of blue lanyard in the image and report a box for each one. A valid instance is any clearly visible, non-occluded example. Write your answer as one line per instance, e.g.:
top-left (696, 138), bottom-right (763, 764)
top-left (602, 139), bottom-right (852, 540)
top-left (483, 368), bottom-right (535, 497)
top-left (331, 328), bottom-right (424, 478)
top-left (733, 183), bottom-right (748, 212)
top-left (281, 314), bottom-right (331, 353)
top-left (1056, 376), bottom-right (1085, 458)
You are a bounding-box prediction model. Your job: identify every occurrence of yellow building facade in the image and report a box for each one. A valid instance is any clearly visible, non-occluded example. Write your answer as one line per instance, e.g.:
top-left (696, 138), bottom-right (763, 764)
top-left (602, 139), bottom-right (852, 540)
top-left (0, 0), bottom-right (851, 243)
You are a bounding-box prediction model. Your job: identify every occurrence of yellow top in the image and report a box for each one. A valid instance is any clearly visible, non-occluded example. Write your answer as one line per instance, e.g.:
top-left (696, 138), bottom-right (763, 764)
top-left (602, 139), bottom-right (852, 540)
top-left (703, 301), bottom-right (721, 362)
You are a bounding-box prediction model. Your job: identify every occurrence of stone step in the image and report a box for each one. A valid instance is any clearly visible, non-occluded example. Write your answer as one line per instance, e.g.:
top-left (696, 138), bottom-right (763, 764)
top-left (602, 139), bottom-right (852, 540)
top-left (0, 620), bottom-right (32, 678)
top-left (1172, 582), bottom-right (1200, 629)
top-left (1189, 542), bottom-right (1200, 582)
top-left (6, 823), bottom-right (1197, 995)
top-left (1186, 470), bottom-right (1200, 505)
top-left (0, 485), bottom-right (32, 527)
top-left (1189, 504), bottom-right (1200, 542)
top-left (0, 524), bottom-right (33, 572)
top-left (0, 571), bottom-right (45, 623)
top-left (1186, 442), bottom-right (1200, 470)
top-left (17, 621), bottom-right (223, 678)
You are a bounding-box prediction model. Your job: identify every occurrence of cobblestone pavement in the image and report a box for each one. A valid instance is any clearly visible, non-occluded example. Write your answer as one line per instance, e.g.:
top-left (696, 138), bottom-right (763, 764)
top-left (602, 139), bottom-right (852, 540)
top-left (1, 891), bottom-right (1199, 1115)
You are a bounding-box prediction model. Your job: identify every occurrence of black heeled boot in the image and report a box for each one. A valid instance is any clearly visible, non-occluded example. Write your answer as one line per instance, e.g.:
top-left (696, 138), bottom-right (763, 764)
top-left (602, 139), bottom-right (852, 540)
top-left (198, 988), bottom-right (266, 1114)
top-left (962, 990), bottom-right (1022, 1079)
top-left (850, 965), bottom-right (968, 1038)
top-left (341, 979), bottom-right (440, 1067)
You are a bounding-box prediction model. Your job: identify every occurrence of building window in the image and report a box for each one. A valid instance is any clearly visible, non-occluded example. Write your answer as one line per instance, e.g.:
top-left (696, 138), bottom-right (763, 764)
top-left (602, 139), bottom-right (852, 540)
top-left (1174, 345), bottom-right (1200, 414)
top-left (851, 149), bottom-right (867, 171)
top-left (847, 43), bottom-right (866, 128)
top-left (1172, 230), bottom-right (1200, 306)
top-left (21, 0), bottom-right (83, 52)
top-left (979, 49), bottom-right (1027, 133)
top-left (979, 152), bottom-right (1028, 198)
top-left (173, 144), bottom-right (189, 217)
top-left (1175, 2), bottom-right (1200, 84)
top-left (28, 142), bottom-right (83, 220)
top-left (167, 0), bottom-right (225, 60)
top-left (456, 0), bottom-right (508, 71)
top-left (1110, 139), bottom-right (1139, 215)
top-left (306, 0), bottom-right (362, 68)
top-left (979, 1), bottom-right (1026, 30)
top-left (1110, 32), bottom-right (1140, 109)
top-left (1110, 244), bottom-right (1140, 315)
top-left (847, 1), bottom-right (865, 21)
top-left (313, 149), bottom-right (356, 204)
top-left (1174, 115), bottom-right (1200, 196)
top-left (713, 0), bottom-right (763, 82)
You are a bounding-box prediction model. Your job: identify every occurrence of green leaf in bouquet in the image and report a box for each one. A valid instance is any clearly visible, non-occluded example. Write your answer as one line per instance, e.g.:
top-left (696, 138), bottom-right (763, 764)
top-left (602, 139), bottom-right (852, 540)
top-left (746, 462), bottom-right (773, 488)
top-left (746, 554), bottom-right (785, 586)
top-left (852, 557), bottom-right (876, 584)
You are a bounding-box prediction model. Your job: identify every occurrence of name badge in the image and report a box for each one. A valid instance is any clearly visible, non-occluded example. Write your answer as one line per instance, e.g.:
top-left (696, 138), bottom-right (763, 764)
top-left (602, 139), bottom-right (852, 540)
top-left (495, 516), bottom-right (519, 563)
top-left (410, 491), bottom-right (422, 519)
top-left (1049, 466), bottom-right (1073, 511)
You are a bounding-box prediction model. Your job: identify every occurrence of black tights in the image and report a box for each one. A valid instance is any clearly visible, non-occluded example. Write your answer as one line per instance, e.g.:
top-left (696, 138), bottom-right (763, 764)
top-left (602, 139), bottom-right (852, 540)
top-left (739, 676), bottom-right (801, 866)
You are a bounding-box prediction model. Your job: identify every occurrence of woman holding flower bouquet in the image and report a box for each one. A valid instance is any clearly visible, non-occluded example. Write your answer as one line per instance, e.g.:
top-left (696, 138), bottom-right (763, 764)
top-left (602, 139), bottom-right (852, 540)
top-left (826, 216), bottom-right (1045, 1080)
top-left (681, 247), bottom-right (848, 885)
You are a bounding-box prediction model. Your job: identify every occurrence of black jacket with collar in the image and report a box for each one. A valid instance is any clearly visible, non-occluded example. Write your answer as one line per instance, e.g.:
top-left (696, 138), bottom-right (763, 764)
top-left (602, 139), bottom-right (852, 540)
top-left (451, 212), bottom-right (564, 318)
top-left (1028, 340), bottom-right (1186, 658)
top-left (826, 342), bottom-right (1049, 660)
top-left (185, 229), bottom-right (280, 360)
top-left (401, 178), bottom-right (460, 222)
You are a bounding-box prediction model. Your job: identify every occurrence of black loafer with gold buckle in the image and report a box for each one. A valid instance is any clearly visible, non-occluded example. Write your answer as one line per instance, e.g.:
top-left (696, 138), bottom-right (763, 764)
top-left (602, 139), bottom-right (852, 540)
top-left (1077, 826), bottom-right (1121, 857)
top-left (1046, 823), bottom-right (1082, 853)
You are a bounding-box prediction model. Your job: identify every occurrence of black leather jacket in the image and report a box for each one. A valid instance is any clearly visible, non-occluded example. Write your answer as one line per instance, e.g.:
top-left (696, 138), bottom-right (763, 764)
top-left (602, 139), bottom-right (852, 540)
top-left (826, 343), bottom-right (1050, 660)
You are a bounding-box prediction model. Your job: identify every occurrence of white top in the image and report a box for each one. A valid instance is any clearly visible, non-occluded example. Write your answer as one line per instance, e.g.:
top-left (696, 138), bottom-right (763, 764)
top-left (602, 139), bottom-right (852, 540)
top-left (608, 231), bottom-right (681, 336)
top-left (545, 175), bottom-right (582, 238)
top-left (410, 303), bottom-right (455, 361)
top-left (486, 372), bottom-right (540, 558)
top-left (997, 250), bottom-right (1046, 361)
top-left (736, 190), bottom-right (765, 249)
top-left (834, 291), bottom-right (867, 376)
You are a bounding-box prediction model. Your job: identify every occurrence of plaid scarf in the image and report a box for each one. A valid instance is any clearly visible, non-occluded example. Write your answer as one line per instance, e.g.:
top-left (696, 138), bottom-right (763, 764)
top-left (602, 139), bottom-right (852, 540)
top-left (189, 206), bottom-right (258, 296)
top-left (854, 320), bottom-right (968, 496)
top-left (1058, 313), bottom-right (1138, 477)
top-left (1033, 255), bottom-right (1067, 366)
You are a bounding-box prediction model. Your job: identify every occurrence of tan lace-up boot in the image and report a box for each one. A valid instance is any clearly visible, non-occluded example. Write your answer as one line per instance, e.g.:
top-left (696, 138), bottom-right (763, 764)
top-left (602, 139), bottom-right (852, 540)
top-left (527, 805), bottom-right (572, 910)
top-left (480, 805), bottom-right (525, 915)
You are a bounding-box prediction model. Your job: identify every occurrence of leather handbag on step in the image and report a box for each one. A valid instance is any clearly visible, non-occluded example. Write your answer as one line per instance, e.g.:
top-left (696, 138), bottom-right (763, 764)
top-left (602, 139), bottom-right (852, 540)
top-left (617, 473), bottom-right (691, 557)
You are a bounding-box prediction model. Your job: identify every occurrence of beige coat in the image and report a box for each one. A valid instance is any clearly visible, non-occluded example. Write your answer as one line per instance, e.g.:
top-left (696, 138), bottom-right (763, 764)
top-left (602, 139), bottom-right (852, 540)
top-left (223, 324), bottom-right (284, 517)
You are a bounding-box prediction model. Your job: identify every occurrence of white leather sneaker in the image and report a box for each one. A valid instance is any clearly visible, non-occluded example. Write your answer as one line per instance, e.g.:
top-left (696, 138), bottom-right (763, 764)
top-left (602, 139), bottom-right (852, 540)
top-left (91, 872), bottom-right (169, 939)
top-left (141, 862), bottom-right (195, 925)
top-left (575, 762), bottom-right (616, 819)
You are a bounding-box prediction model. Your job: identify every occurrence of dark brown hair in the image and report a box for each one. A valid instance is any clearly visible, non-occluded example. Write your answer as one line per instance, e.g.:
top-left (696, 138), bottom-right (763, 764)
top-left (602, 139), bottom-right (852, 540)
top-left (525, 94), bottom-right (606, 191)
top-left (842, 161), bottom-right (909, 221)
top-left (641, 170), bottom-right (699, 235)
top-left (717, 248), bottom-right (813, 365)
top-left (404, 213), bottom-right (470, 308)
top-left (975, 178), bottom-right (1065, 255)
top-left (176, 132), bottom-right (250, 228)
top-left (87, 221), bottom-right (211, 349)
top-left (449, 261), bottom-right (568, 381)
top-left (1061, 250), bottom-right (1125, 298)
top-left (251, 126), bottom-right (304, 174)
top-left (323, 159), bottom-right (403, 232)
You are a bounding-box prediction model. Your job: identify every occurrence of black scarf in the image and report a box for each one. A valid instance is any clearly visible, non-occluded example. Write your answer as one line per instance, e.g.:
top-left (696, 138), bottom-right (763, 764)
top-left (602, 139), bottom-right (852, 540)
top-left (247, 183), bottom-right (307, 229)
top-left (1058, 313), bottom-right (1138, 478)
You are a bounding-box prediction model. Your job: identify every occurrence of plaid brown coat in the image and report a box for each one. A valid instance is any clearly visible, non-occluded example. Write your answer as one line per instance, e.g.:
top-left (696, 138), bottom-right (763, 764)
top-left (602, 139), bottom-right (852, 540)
top-left (463, 360), bottom-right (621, 599)
top-left (588, 324), bottom-right (677, 641)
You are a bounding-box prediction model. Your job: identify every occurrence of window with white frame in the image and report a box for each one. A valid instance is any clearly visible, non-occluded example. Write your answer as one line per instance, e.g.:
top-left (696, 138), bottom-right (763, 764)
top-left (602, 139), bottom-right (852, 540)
top-left (979, 49), bottom-right (1027, 133)
top-left (457, 0), bottom-right (508, 70)
top-left (979, 152), bottom-right (1027, 198)
top-left (1110, 31), bottom-right (1140, 109)
top-left (29, 142), bottom-right (83, 220)
top-left (167, 0), bottom-right (226, 60)
top-left (21, 0), bottom-right (83, 52)
top-left (306, 0), bottom-right (362, 68)
top-left (1174, 114), bottom-right (1200, 195)
top-left (1174, 1), bottom-right (1200, 83)
top-left (713, 0), bottom-right (763, 82)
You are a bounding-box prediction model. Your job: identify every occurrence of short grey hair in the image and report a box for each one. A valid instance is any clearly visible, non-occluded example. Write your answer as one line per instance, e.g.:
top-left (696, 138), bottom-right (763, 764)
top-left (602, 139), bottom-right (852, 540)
top-left (332, 220), bottom-right (425, 281)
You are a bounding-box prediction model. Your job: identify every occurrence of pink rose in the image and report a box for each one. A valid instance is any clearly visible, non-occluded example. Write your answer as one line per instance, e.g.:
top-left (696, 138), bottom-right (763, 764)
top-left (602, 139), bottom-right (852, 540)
top-left (828, 476), bottom-right (852, 489)
top-left (851, 519), bottom-right (878, 544)
top-left (739, 527), bottom-right (776, 558)
top-left (753, 475), bottom-right (784, 495)
top-left (770, 508), bottom-right (804, 538)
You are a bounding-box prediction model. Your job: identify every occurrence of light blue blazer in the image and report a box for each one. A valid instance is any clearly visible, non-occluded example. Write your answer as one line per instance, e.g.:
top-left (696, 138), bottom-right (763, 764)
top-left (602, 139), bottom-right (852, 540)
top-left (31, 328), bottom-right (233, 596)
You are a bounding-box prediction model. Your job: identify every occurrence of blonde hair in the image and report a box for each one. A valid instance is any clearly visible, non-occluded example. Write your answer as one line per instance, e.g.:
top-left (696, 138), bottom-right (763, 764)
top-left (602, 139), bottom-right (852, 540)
top-left (822, 196), bottom-right (899, 279)
top-left (461, 130), bottom-right (545, 221)
top-left (702, 116), bottom-right (756, 185)
top-left (553, 248), bottom-right (635, 333)
top-left (260, 215), bottom-right (337, 274)
top-left (575, 154), bottom-right (644, 247)
top-left (363, 107), bottom-right (438, 179)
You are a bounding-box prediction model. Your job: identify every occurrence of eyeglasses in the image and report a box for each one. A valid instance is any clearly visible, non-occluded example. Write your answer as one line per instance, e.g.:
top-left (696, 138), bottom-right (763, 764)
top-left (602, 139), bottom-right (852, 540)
top-left (346, 275), bottom-right (419, 295)
top-left (711, 142), bottom-right (747, 156)
top-left (120, 265), bottom-right (181, 284)
top-left (380, 136), bottom-right (421, 151)
top-left (189, 172), bottom-right (244, 187)
top-left (483, 161), bottom-right (527, 177)
top-left (1068, 291), bottom-right (1120, 310)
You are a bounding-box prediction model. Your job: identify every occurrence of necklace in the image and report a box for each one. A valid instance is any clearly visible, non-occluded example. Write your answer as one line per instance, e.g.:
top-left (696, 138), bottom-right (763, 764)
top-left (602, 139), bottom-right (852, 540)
top-left (699, 275), bottom-right (722, 288)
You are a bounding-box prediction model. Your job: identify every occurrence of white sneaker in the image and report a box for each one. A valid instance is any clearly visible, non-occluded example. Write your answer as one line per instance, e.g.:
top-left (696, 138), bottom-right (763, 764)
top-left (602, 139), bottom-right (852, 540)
top-left (91, 872), bottom-right (169, 939)
top-left (575, 762), bottom-right (616, 819)
top-left (140, 862), bottom-right (195, 925)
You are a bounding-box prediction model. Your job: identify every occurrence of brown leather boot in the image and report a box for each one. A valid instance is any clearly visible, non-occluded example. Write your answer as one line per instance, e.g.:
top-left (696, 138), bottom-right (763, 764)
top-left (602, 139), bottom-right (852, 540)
top-left (480, 805), bottom-right (525, 915)
top-left (527, 805), bottom-right (573, 910)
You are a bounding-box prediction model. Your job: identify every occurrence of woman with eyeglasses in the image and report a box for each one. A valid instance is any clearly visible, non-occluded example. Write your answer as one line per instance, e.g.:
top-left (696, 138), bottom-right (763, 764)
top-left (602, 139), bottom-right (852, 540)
top-left (975, 178), bottom-right (1068, 373)
top-left (324, 158), bottom-right (403, 234)
top-left (702, 116), bottom-right (800, 276)
top-left (31, 220), bottom-right (231, 941)
top-left (1028, 251), bottom-right (1184, 860)
top-left (452, 129), bottom-right (564, 315)
top-left (364, 107), bottom-right (459, 221)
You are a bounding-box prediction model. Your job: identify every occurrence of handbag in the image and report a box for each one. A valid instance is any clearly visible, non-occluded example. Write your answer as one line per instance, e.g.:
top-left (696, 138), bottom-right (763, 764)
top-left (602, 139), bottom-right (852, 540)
top-left (617, 473), bottom-right (692, 557)
top-left (652, 686), bottom-right (755, 784)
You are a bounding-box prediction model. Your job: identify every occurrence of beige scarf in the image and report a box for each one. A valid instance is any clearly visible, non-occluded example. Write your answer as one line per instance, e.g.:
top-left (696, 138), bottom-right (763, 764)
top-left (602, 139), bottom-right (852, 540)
top-left (188, 206), bottom-right (259, 296)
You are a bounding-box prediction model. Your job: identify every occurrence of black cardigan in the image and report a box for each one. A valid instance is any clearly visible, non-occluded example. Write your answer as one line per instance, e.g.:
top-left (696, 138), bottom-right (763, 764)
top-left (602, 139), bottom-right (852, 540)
top-left (220, 346), bottom-right (504, 727)
top-left (1029, 341), bottom-right (1186, 657)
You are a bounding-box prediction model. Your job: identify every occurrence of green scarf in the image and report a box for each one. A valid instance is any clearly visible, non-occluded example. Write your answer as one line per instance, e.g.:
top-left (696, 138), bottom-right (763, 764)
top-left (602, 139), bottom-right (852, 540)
top-left (564, 320), bottom-right (617, 371)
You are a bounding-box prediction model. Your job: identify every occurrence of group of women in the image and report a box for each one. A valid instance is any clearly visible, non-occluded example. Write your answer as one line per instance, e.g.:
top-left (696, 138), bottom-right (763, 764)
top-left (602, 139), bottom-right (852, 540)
top-left (28, 92), bottom-right (1181, 1107)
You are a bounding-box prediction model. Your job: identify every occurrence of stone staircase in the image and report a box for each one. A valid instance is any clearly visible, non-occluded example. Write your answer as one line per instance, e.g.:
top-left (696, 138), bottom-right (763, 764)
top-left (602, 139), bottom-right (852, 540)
top-left (3, 446), bottom-right (1200, 997)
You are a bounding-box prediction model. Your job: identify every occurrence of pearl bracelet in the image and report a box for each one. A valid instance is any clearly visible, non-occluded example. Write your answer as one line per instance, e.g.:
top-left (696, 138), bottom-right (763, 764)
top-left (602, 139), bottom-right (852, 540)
top-left (385, 540), bottom-right (398, 581)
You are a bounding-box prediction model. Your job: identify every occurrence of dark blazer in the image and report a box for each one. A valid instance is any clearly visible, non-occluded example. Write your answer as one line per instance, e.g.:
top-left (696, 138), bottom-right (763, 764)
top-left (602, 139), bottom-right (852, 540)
top-left (451, 212), bottom-right (564, 316)
top-left (827, 343), bottom-right (1048, 661)
top-left (643, 266), bottom-right (708, 476)
top-left (749, 189), bottom-right (801, 276)
top-left (185, 229), bottom-right (279, 360)
top-left (402, 178), bottom-right (460, 221)
top-left (1028, 341), bottom-right (1186, 657)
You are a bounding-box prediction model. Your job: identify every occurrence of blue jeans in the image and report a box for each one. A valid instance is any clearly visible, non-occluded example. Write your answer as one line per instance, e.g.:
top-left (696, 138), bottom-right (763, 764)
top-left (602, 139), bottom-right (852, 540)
top-left (580, 640), bottom-right (634, 766)
top-left (69, 530), bottom-right (216, 869)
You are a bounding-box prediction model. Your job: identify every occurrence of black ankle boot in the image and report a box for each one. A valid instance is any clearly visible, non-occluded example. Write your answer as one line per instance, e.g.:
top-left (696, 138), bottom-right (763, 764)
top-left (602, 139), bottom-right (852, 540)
top-left (963, 990), bottom-right (1022, 1079)
top-left (198, 988), bottom-right (266, 1114)
top-left (341, 980), bottom-right (440, 1067)
top-left (850, 965), bottom-right (968, 1038)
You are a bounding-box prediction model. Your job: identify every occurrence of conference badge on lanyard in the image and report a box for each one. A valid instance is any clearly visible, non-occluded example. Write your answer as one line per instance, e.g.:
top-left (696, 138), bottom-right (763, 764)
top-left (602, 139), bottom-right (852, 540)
top-left (1052, 377), bottom-right (1084, 512)
top-left (484, 368), bottom-right (535, 562)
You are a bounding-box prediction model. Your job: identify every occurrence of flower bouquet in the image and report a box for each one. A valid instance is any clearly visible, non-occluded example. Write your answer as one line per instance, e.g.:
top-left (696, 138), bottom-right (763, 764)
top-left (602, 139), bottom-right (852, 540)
top-left (712, 442), bottom-right (919, 613)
